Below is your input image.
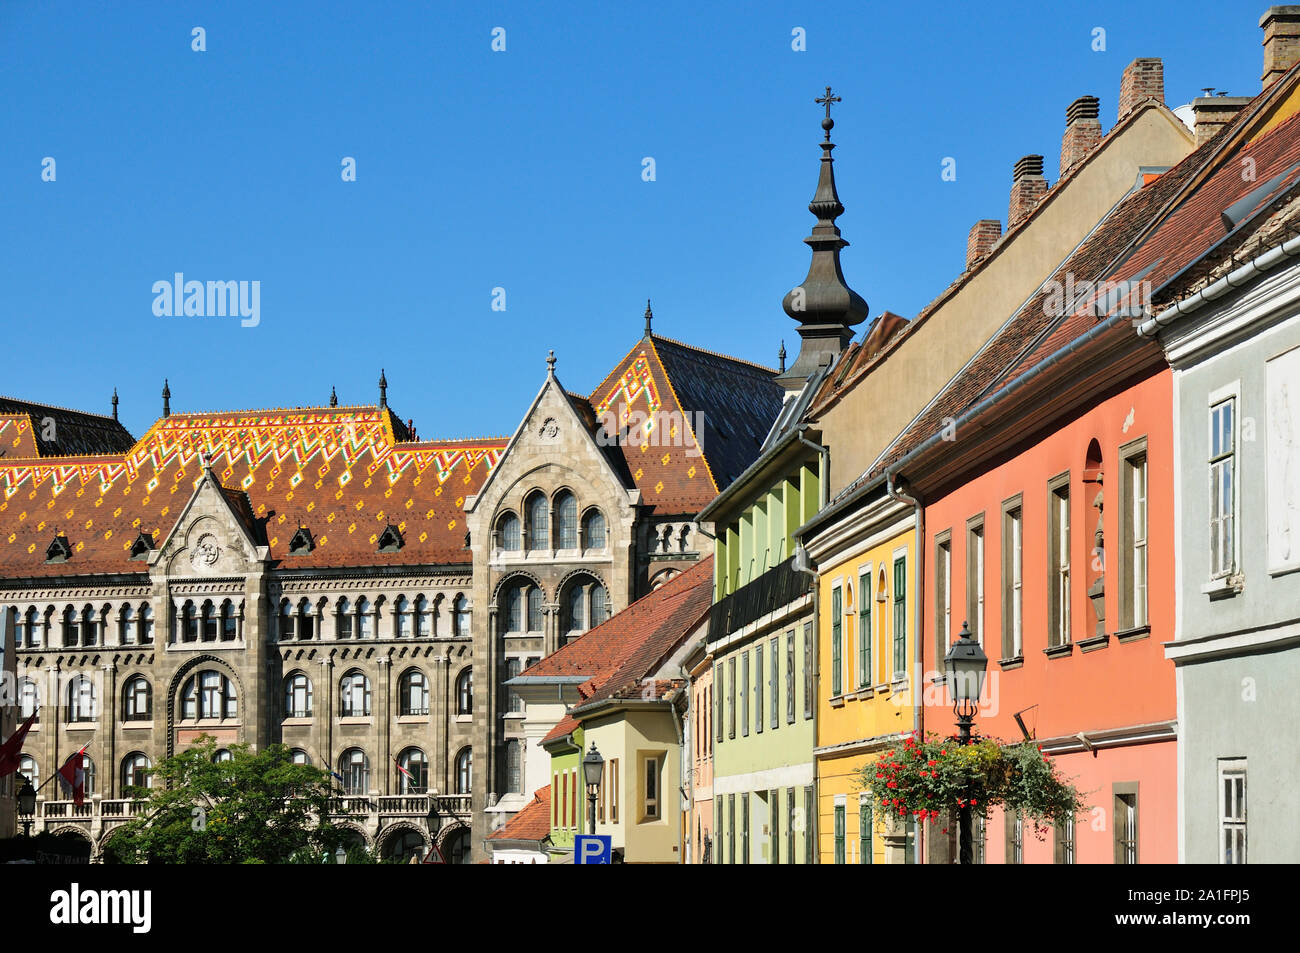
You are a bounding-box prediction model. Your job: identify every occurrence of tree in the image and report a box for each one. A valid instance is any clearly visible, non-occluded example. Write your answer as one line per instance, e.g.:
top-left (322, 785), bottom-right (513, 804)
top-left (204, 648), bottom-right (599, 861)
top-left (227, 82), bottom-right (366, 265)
top-left (108, 736), bottom-right (349, 864)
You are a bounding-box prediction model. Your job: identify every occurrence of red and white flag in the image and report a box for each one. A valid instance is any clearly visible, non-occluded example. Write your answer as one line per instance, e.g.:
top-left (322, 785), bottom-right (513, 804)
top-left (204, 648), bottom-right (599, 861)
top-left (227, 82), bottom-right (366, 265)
top-left (393, 755), bottom-right (415, 783)
top-left (58, 745), bottom-right (89, 805)
top-left (0, 712), bottom-right (38, 779)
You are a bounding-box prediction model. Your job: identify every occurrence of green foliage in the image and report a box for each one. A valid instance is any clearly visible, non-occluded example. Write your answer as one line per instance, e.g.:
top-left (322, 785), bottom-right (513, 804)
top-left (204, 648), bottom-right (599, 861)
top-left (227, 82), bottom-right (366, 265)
top-left (860, 731), bottom-right (1086, 835)
top-left (108, 736), bottom-right (348, 864)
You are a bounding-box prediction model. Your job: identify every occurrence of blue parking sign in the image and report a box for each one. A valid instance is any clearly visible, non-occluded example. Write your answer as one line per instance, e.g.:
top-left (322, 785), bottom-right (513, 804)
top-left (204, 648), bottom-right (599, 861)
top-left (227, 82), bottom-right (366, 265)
top-left (574, 835), bottom-right (612, 864)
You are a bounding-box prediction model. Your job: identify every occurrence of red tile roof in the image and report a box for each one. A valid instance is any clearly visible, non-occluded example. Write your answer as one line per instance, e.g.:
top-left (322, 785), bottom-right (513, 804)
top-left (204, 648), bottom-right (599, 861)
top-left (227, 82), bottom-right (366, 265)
top-left (0, 405), bottom-right (505, 577)
top-left (0, 396), bottom-right (135, 457)
top-left (487, 785), bottom-right (552, 842)
top-left (542, 713), bottom-right (580, 746)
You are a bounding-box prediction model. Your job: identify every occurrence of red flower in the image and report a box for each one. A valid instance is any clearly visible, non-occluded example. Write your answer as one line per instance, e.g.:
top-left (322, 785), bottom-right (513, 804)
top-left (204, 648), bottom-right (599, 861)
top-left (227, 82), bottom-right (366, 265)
top-left (876, 773), bottom-right (884, 780)
top-left (971, 799), bottom-right (978, 806)
top-left (927, 760), bottom-right (937, 767)
top-left (887, 781), bottom-right (897, 789)
top-left (940, 749), bottom-right (947, 755)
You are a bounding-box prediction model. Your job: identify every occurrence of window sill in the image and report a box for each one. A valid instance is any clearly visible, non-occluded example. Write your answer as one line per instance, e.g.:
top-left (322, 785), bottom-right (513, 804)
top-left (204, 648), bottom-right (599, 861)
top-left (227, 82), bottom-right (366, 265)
top-left (281, 717), bottom-right (313, 727)
top-left (1043, 643), bottom-right (1073, 659)
top-left (502, 711), bottom-right (526, 720)
top-left (66, 722), bottom-right (96, 730)
top-left (1201, 575), bottom-right (1243, 600)
top-left (873, 682), bottom-right (891, 696)
top-left (1076, 633), bottom-right (1110, 654)
top-left (122, 720), bottom-right (153, 729)
top-left (852, 685), bottom-right (875, 700)
top-left (397, 715), bottom-right (429, 724)
top-left (829, 695), bottom-right (846, 709)
top-left (1115, 624), bottom-right (1151, 644)
top-left (455, 713), bottom-right (472, 724)
top-left (338, 717), bottom-right (373, 726)
top-left (998, 655), bottom-right (1024, 671)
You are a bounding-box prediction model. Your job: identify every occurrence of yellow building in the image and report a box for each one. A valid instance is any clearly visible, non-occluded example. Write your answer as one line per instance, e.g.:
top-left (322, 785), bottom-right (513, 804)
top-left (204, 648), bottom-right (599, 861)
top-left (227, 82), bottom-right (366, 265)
top-left (799, 476), bottom-right (917, 864)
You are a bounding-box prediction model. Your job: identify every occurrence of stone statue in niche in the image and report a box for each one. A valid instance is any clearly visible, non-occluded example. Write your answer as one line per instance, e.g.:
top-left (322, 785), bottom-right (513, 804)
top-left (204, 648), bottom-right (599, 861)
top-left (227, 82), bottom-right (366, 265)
top-left (1088, 488), bottom-right (1105, 639)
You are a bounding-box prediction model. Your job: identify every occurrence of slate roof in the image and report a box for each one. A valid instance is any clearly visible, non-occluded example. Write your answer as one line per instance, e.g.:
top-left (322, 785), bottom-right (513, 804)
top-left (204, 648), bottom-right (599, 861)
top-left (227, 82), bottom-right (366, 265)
top-left (487, 785), bottom-right (552, 842)
top-left (583, 333), bottom-right (782, 514)
top-left (0, 405), bottom-right (505, 578)
top-left (0, 396), bottom-right (135, 457)
top-left (872, 71), bottom-right (1300, 483)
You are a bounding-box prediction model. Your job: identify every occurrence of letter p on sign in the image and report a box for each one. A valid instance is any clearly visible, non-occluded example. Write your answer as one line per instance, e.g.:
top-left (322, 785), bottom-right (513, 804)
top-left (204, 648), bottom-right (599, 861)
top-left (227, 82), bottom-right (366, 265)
top-left (574, 834), bottom-right (612, 864)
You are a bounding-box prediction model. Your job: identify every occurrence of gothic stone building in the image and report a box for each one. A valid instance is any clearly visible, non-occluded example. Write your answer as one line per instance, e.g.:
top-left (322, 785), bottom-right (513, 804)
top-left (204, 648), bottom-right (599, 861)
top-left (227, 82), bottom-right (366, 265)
top-left (0, 316), bottom-right (782, 862)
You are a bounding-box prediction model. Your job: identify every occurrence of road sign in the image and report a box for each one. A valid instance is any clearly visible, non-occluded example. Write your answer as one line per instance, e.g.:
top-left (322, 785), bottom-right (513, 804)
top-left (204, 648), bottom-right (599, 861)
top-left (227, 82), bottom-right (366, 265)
top-left (574, 835), bottom-right (612, 864)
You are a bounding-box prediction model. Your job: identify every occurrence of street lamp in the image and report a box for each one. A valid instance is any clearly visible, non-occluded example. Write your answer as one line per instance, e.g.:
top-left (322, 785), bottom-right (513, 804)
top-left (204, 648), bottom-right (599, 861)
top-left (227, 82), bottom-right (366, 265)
top-left (16, 775), bottom-right (37, 838)
top-left (943, 620), bottom-right (988, 864)
top-left (335, 845), bottom-right (348, 865)
top-left (582, 742), bottom-right (604, 836)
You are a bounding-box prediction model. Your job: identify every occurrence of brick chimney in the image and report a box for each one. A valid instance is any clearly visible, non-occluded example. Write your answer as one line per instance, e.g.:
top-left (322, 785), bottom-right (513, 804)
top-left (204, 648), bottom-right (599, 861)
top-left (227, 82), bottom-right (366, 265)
top-left (1061, 96), bottom-right (1102, 175)
top-left (1118, 58), bottom-right (1164, 119)
top-left (1008, 155), bottom-right (1047, 230)
top-left (965, 219), bottom-right (1002, 269)
top-left (1192, 95), bottom-right (1253, 145)
top-left (1261, 6), bottom-right (1300, 89)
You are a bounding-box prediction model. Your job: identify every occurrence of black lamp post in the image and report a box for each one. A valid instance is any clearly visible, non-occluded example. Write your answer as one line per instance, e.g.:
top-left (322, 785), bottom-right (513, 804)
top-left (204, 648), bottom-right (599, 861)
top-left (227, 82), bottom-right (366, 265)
top-left (16, 774), bottom-right (37, 838)
top-left (582, 742), bottom-right (604, 836)
top-left (943, 621), bottom-right (988, 864)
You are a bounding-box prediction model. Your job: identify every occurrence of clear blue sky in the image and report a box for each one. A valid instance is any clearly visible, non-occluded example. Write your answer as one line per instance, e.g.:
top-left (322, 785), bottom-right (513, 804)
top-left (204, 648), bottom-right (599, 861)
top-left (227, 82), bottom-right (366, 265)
top-left (0, 0), bottom-right (1265, 441)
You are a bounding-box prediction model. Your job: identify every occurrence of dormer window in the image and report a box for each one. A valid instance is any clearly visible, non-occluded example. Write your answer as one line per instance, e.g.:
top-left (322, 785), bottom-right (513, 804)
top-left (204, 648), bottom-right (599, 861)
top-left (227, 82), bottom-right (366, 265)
top-left (46, 534), bottom-right (72, 564)
top-left (378, 524), bottom-right (403, 553)
top-left (288, 526), bottom-right (314, 556)
top-left (129, 532), bottom-right (155, 561)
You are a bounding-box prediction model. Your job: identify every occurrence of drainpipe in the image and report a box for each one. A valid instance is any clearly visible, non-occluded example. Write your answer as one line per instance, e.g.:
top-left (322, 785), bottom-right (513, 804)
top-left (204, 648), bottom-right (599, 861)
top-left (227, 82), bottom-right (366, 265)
top-left (791, 543), bottom-right (819, 864)
top-left (885, 468), bottom-right (924, 864)
top-left (672, 684), bottom-right (687, 865)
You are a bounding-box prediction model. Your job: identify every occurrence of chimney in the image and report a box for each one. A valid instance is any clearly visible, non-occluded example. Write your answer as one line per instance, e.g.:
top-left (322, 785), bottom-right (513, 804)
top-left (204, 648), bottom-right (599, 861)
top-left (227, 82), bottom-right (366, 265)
top-left (1118, 58), bottom-right (1164, 119)
top-left (965, 219), bottom-right (1002, 270)
top-left (1061, 96), bottom-right (1102, 176)
top-left (1008, 155), bottom-right (1047, 230)
top-left (1192, 96), bottom-right (1253, 146)
top-left (1261, 6), bottom-right (1300, 89)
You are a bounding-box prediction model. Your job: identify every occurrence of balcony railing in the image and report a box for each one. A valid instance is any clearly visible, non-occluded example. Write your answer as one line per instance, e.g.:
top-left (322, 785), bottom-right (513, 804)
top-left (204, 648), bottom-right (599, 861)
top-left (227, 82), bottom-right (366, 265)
top-left (707, 555), bottom-right (812, 642)
top-left (35, 792), bottom-right (472, 826)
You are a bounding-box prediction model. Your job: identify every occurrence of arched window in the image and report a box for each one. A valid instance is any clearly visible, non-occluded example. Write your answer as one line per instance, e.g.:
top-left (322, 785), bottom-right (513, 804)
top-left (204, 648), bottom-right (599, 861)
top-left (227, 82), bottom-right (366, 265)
top-left (527, 586), bottom-right (544, 632)
top-left (357, 597), bottom-right (374, 639)
top-left (182, 600), bottom-right (198, 642)
top-left (336, 597), bottom-right (353, 639)
top-left (456, 668), bottom-right (473, 715)
top-left (18, 754), bottom-right (38, 788)
top-left (81, 604), bottom-right (96, 646)
top-left (454, 747), bottom-right (473, 795)
top-left (397, 747), bottom-right (428, 793)
top-left (506, 739), bottom-right (522, 794)
top-left (399, 669), bottom-right (429, 716)
top-left (555, 491), bottom-right (578, 549)
top-left (201, 599), bottom-right (218, 641)
top-left (582, 508), bottom-right (607, 550)
top-left (66, 674), bottom-right (96, 722)
top-left (290, 748), bottom-right (311, 766)
top-left (504, 582), bottom-right (523, 633)
top-left (181, 671), bottom-right (237, 720)
top-left (213, 749), bottom-right (233, 763)
top-left (221, 599), bottom-right (238, 641)
top-left (443, 827), bottom-right (470, 865)
top-left (284, 672), bottom-right (313, 718)
top-left (339, 670), bottom-right (371, 717)
top-left (23, 606), bottom-right (41, 647)
top-left (566, 585), bottom-right (585, 634)
top-left (19, 677), bottom-right (39, 723)
top-left (140, 605), bottom-right (154, 644)
top-left (560, 575), bottom-right (608, 640)
top-left (339, 748), bottom-right (369, 796)
top-left (453, 595), bottom-right (469, 637)
top-left (122, 753), bottom-right (152, 791)
top-left (590, 585), bottom-right (608, 626)
top-left (280, 599), bottom-right (294, 640)
top-left (415, 595), bottom-right (432, 637)
top-left (62, 606), bottom-right (77, 647)
top-left (498, 512), bottom-right (521, 551)
top-left (81, 755), bottom-right (96, 797)
top-left (120, 604), bottom-right (137, 645)
top-left (394, 595), bottom-right (411, 638)
top-left (298, 599), bottom-right (314, 640)
top-left (384, 828), bottom-right (427, 863)
top-left (525, 492), bottom-right (548, 550)
top-left (123, 676), bottom-right (152, 721)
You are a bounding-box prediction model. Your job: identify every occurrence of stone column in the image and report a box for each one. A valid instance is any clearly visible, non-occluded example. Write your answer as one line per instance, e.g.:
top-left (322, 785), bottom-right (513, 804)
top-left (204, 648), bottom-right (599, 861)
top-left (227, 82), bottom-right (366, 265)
top-left (101, 662), bottom-right (117, 798)
top-left (377, 655), bottom-right (391, 794)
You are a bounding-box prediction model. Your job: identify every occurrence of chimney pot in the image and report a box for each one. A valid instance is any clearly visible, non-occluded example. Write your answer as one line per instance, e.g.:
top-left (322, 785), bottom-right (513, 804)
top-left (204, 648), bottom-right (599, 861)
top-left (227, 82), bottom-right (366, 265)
top-left (1191, 96), bottom-right (1253, 146)
top-left (1118, 58), bottom-right (1164, 119)
top-left (1009, 155), bottom-right (1048, 229)
top-left (1061, 96), bottom-right (1103, 176)
top-left (965, 219), bottom-right (1003, 270)
top-left (1261, 6), bottom-right (1300, 89)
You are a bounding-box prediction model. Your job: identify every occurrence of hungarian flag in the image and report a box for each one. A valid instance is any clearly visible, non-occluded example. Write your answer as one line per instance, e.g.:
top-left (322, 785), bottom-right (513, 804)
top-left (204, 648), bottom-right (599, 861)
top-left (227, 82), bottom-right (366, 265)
top-left (0, 713), bottom-right (38, 779)
top-left (393, 756), bottom-right (415, 783)
top-left (58, 746), bottom-right (88, 805)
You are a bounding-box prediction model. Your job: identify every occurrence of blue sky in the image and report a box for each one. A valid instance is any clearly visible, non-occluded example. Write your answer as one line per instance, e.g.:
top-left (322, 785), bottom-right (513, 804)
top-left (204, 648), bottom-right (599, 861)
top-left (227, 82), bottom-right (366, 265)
top-left (0, 0), bottom-right (1265, 441)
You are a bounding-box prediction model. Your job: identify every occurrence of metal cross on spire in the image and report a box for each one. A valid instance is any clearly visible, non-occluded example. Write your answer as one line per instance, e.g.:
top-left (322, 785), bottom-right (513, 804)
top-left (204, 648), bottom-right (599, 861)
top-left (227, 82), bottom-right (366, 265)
top-left (816, 85), bottom-right (841, 140)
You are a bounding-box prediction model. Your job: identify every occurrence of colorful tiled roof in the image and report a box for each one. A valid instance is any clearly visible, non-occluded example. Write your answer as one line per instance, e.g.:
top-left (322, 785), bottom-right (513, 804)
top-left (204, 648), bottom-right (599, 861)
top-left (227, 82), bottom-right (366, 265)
top-left (0, 404), bottom-right (506, 577)
top-left (585, 333), bottom-right (782, 514)
top-left (873, 74), bottom-right (1300, 482)
top-left (487, 785), bottom-right (552, 842)
top-left (0, 396), bottom-right (135, 458)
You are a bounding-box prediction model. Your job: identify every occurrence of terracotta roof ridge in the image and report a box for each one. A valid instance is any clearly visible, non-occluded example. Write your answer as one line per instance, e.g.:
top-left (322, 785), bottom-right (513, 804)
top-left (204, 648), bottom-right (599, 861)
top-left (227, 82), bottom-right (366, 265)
top-left (649, 333), bottom-right (778, 375)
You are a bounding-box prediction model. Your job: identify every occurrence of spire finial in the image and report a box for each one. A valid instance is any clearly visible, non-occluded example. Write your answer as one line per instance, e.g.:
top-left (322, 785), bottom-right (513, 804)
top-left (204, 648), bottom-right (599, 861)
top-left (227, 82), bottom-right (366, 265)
top-left (777, 86), bottom-right (868, 389)
top-left (546, 350), bottom-right (557, 375)
top-left (644, 299), bottom-right (653, 337)
top-left (111, 387), bottom-right (119, 421)
top-left (162, 379), bottom-right (171, 417)
top-left (329, 385), bottom-right (338, 408)
top-left (378, 369), bottom-right (388, 409)
top-left (778, 340), bottom-right (787, 373)
top-left (816, 85), bottom-right (841, 141)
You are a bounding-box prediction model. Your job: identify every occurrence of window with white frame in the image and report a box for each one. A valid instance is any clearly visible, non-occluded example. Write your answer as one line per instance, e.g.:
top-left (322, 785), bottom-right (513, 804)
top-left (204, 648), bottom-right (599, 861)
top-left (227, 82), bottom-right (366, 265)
top-left (1002, 500), bottom-right (1023, 659)
top-left (857, 566), bottom-right (872, 688)
top-left (283, 672), bottom-right (312, 718)
top-left (339, 748), bottom-right (369, 795)
top-left (1121, 443), bottom-right (1149, 629)
top-left (1048, 476), bottom-right (1071, 646)
top-left (892, 558), bottom-right (906, 677)
top-left (399, 668), bottom-right (429, 716)
top-left (1209, 396), bottom-right (1237, 578)
top-left (339, 670), bottom-right (371, 717)
top-left (935, 535), bottom-right (952, 655)
top-left (967, 518), bottom-right (985, 646)
top-left (1219, 759), bottom-right (1246, 864)
top-left (123, 675), bottom-right (151, 720)
top-left (830, 583), bottom-right (843, 697)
